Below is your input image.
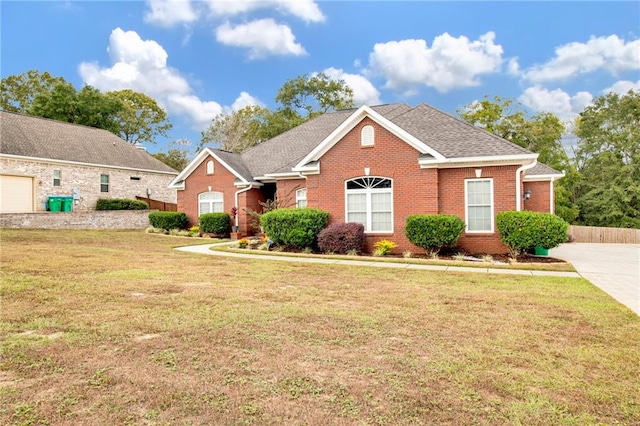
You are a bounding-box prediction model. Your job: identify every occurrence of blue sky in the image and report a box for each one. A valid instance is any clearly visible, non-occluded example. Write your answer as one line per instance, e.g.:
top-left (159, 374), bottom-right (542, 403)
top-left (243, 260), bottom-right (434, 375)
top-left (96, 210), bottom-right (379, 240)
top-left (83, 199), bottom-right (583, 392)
top-left (2, 1), bottom-right (639, 155)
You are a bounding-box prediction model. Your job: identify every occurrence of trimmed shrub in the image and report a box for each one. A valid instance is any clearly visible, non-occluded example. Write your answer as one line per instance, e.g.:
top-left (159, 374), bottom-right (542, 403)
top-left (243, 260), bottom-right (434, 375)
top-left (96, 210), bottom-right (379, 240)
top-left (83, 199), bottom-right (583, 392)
top-left (199, 213), bottom-right (231, 235)
top-left (404, 214), bottom-right (465, 252)
top-left (317, 222), bottom-right (365, 254)
top-left (261, 208), bottom-right (329, 249)
top-left (497, 211), bottom-right (569, 253)
top-left (96, 198), bottom-right (148, 210)
top-left (148, 212), bottom-right (188, 231)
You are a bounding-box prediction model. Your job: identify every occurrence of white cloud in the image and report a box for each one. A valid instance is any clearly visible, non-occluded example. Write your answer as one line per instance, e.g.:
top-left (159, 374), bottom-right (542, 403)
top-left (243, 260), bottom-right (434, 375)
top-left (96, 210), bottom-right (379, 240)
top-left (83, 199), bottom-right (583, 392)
top-left (323, 67), bottom-right (381, 106)
top-left (79, 28), bottom-right (259, 130)
top-left (507, 57), bottom-right (520, 76)
top-left (205, 0), bottom-right (324, 23)
top-left (523, 35), bottom-right (640, 83)
top-left (519, 86), bottom-right (593, 120)
top-left (367, 32), bottom-right (504, 94)
top-left (215, 18), bottom-right (307, 59)
top-left (604, 80), bottom-right (640, 95)
top-left (144, 0), bottom-right (198, 27)
top-left (231, 91), bottom-right (262, 111)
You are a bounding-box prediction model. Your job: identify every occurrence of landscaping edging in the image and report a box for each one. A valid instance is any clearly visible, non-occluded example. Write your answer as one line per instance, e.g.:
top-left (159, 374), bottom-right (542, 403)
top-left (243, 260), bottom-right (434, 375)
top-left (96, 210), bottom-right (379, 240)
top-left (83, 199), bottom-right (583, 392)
top-left (0, 210), bottom-right (155, 229)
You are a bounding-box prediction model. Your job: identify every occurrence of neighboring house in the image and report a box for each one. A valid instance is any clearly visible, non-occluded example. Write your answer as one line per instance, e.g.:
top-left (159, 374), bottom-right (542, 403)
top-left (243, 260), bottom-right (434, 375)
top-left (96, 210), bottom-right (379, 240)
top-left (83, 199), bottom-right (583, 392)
top-left (0, 111), bottom-right (178, 213)
top-left (170, 104), bottom-right (564, 254)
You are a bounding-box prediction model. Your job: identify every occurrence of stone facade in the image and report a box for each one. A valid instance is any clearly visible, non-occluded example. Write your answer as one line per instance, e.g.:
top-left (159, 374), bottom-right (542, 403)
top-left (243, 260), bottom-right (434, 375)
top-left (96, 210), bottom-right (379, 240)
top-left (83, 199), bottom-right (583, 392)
top-left (1, 157), bottom-right (176, 212)
top-left (0, 210), bottom-right (153, 229)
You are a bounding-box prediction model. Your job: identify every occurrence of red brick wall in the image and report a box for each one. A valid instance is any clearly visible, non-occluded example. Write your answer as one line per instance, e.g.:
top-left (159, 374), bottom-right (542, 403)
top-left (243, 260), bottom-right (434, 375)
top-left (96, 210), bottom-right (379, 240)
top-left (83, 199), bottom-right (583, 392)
top-left (523, 181), bottom-right (552, 214)
top-left (238, 188), bottom-right (265, 235)
top-left (306, 117), bottom-right (439, 254)
top-left (275, 178), bottom-right (306, 208)
top-left (177, 155), bottom-right (239, 227)
top-left (438, 166), bottom-right (518, 254)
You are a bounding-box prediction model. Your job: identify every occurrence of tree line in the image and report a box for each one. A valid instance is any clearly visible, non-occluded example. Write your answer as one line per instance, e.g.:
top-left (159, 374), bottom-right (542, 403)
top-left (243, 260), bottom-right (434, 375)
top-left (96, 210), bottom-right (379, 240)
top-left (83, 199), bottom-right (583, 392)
top-left (2, 70), bottom-right (637, 228)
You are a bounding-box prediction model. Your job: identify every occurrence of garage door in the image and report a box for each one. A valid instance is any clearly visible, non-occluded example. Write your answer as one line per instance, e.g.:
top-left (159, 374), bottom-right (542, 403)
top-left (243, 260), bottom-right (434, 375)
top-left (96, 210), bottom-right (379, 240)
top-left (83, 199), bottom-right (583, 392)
top-left (0, 175), bottom-right (34, 212)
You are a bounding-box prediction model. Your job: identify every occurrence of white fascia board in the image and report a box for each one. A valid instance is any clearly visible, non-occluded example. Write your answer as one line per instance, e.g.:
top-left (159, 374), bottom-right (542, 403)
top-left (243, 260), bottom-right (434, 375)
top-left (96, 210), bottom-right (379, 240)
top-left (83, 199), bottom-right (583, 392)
top-left (168, 148), bottom-right (249, 188)
top-left (1, 153), bottom-right (179, 176)
top-left (523, 172), bottom-right (565, 182)
top-left (293, 105), bottom-right (445, 170)
top-left (291, 161), bottom-right (320, 174)
top-left (419, 154), bottom-right (538, 169)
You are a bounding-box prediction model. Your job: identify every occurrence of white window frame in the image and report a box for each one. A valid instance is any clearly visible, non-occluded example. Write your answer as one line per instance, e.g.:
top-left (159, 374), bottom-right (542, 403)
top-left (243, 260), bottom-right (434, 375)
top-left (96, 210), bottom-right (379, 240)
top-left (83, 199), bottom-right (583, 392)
top-left (344, 177), bottom-right (393, 233)
top-left (465, 178), bottom-right (494, 233)
top-left (53, 170), bottom-right (61, 187)
top-left (198, 191), bottom-right (223, 216)
top-left (295, 188), bottom-right (307, 208)
top-left (100, 174), bottom-right (109, 193)
top-left (206, 160), bottom-right (214, 175)
top-left (361, 125), bottom-right (374, 147)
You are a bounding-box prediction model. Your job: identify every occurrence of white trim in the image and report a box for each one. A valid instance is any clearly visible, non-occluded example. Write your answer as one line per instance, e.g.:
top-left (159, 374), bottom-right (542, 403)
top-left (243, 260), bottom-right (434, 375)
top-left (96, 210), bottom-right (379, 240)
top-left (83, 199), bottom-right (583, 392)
top-left (361, 125), bottom-right (374, 147)
top-left (523, 171), bottom-right (565, 182)
top-left (419, 153), bottom-right (538, 169)
top-left (169, 148), bottom-right (249, 189)
top-left (206, 160), bottom-right (214, 175)
top-left (465, 178), bottom-right (494, 233)
top-left (295, 188), bottom-right (307, 208)
top-left (515, 159), bottom-right (538, 211)
top-left (294, 105), bottom-right (445, 170)
top-left (198, 191), bottom-right (224, 217)
top-left (549, 179), bottom-right (555, 214)
top-left (0, 153), bottom-right (178, 176)
top-left (344, 176), bottom-right (394, 234)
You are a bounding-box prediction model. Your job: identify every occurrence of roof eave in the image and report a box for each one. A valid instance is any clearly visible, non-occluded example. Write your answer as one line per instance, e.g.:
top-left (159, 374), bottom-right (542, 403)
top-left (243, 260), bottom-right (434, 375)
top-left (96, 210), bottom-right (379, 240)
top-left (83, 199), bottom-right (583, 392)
top-left (419, 154), bottom-right (538, 169)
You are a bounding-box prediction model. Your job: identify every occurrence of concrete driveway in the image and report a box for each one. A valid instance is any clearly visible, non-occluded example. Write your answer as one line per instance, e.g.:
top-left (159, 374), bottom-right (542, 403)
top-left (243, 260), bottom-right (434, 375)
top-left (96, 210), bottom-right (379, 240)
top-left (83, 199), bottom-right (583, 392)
top-left (550, 243), bottom-right (640, 315)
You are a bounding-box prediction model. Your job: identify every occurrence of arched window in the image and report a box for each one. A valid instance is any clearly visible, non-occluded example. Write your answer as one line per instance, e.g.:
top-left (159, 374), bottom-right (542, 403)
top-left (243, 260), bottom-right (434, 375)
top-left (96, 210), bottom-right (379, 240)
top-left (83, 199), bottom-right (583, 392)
top-left (361, 125), bottom-right (374, 147)
top-left (345, 177), bottom-right (392, 232)
top-left (198, 192), bottom-right (223, 216)
top-left (206, 160), bottom-right (214, 174)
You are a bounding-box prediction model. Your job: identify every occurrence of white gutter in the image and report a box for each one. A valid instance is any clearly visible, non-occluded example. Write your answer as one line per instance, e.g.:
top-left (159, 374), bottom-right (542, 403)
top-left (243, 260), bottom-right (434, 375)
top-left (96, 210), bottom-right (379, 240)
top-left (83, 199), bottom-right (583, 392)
top-left (515, 159), bottom-right (538, 211)
top-left (234, 185), bottom-right (254, 227)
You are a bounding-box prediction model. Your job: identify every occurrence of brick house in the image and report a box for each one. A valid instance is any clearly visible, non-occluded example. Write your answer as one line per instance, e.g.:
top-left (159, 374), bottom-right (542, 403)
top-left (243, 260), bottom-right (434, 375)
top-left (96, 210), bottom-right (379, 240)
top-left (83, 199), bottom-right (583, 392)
top-left (170, 104), bottom-right (563, 254)
top-left (0, 111), bottom-right (178, 213)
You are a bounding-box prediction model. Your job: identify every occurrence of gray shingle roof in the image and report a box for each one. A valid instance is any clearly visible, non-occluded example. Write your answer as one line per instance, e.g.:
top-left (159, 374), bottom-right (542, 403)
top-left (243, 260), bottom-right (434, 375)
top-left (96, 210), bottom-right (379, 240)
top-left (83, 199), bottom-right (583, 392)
top-left (212, 149), bottom-right (256, 183)
top-left (527, 162), bottom-right (563, 176)
top-left (0, 111), bottom-right (178, 174)
top-left (390, 103), bottom-right (532, 158)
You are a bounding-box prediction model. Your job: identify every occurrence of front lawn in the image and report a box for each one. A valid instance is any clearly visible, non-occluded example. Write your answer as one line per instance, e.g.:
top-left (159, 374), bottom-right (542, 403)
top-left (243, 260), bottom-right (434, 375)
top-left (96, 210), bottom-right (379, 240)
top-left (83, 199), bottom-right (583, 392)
top-left (1, 229), bottom-right (638, 425)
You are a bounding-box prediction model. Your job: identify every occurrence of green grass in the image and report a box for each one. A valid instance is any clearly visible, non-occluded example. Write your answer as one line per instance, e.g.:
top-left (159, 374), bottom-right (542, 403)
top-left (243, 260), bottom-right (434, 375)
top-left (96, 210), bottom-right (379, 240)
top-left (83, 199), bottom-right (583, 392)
top-left (1, 229), bottom-right (638, 425)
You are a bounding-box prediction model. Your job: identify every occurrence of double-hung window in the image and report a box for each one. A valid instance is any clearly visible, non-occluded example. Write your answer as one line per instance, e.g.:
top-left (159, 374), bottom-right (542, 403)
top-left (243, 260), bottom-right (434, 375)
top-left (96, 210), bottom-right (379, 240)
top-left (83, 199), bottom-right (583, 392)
top-left (198, 192), bottom-right (223, 216)
top-left (465, 178), bottom-right (494, 232)
top-left (296, 188), bottom-right (307, 208)
top-left (53, 170), bottom-right (61, 187)
top-left (345, 177), bottom-right (393, 232)
top-left (100, 174), bottom-right (109, 193)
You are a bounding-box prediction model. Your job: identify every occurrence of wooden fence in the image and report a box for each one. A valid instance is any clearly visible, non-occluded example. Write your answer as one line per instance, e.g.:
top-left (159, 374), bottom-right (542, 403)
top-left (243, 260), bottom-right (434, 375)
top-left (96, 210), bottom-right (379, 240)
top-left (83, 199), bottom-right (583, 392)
top-left (136, 196), bottom-right (177, 212)
top-left (569, 225), bottom-right (640, 244)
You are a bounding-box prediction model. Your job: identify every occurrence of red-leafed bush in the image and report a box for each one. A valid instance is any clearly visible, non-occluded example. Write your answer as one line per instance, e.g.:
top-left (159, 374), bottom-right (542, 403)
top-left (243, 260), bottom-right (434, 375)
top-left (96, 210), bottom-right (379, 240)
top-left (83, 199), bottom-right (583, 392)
top-left (317, 222), bottom-right (365, 254)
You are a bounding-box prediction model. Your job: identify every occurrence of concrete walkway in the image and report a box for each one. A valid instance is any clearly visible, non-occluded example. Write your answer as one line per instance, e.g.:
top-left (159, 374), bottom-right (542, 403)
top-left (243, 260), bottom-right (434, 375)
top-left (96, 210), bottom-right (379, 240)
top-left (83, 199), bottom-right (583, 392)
top-left (550, 243), bottom-right (640, 315)
top-left (176, 243), bottom-right (581, 278)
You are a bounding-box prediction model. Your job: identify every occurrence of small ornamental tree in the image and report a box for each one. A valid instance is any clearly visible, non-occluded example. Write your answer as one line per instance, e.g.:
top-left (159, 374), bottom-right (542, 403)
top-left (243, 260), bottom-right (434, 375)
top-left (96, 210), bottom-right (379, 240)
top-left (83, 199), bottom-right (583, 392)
top-left (496, 211), bottom-right (569, 254)
top-left (261, 208), bottom-right (329, 249)
top-left (317, 222), bottom-right (365, 254)
top-left (148, 212), bottom-right (187, 230)
top-left (199, 212), bottom-right (231, 236)
top-left (404, 214), bottom-right (466, 253)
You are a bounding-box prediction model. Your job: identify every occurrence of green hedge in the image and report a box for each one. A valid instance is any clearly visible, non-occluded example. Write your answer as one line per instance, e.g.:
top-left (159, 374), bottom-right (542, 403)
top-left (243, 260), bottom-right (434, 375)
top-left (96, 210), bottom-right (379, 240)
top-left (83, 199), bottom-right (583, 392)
top-left (199, 212), bottom-right (231, 235)
top-left (96, 198), bottom-right (148, 210)
top-left (497, 211), bottom-right (569, 252)
top-left (261, 208), bottom-right (329, 249)
top-left (404, 214), bottom-right (465, 252)
top-left (148, 212), bottom-right (188, 230)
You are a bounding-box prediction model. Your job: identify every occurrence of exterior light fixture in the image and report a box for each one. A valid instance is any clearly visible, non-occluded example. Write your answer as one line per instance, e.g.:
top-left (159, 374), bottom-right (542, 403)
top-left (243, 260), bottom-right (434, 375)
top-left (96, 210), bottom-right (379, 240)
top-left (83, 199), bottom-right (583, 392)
top-left (523, 189), bottom-right (532, 200)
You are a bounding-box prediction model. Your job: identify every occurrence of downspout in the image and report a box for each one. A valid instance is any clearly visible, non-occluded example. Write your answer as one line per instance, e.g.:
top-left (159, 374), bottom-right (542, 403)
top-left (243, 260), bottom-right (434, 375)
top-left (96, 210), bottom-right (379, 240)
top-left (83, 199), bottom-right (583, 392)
top-left (234, 185), bottom-right (254, 228)
top-left (515, 159), bottom-right (537, 211)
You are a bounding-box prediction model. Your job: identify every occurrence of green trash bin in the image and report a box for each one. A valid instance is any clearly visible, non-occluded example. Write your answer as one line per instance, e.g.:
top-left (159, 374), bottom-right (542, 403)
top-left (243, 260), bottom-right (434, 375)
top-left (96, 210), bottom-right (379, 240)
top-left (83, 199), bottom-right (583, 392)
top-left (48, 196), bottom-right (62, 212)
top-left (62, 196), bottom-right (73, 212)
top-left (534, 246), bottom-right (549, 256)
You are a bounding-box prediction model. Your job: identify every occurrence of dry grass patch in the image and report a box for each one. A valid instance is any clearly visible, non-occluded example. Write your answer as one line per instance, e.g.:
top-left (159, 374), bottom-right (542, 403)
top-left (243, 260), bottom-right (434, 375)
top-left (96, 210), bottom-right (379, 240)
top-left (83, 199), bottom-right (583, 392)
top-left (1, 229), bottom-right (638, 425)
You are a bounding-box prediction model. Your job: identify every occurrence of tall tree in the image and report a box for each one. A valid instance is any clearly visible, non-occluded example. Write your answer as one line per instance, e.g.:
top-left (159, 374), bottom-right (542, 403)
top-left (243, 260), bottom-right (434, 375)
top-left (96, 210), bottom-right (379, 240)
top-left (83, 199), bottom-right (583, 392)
top-left (106, 89), bottom-right (172, 145)
top-left (29, 83), bottom-right (123, 133)
top-left (152, 139), bottom-right (191, 171)
top-left (573, 90), bottom-right (640, 228)
top-left (458, 95), bottom-right (568, 170)
top-left (276, 72), bottom-right (354, 120)
top-left (200, 73), bottom-right (354, 153)
top-left (1, 70), bottom-right (67, 113)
